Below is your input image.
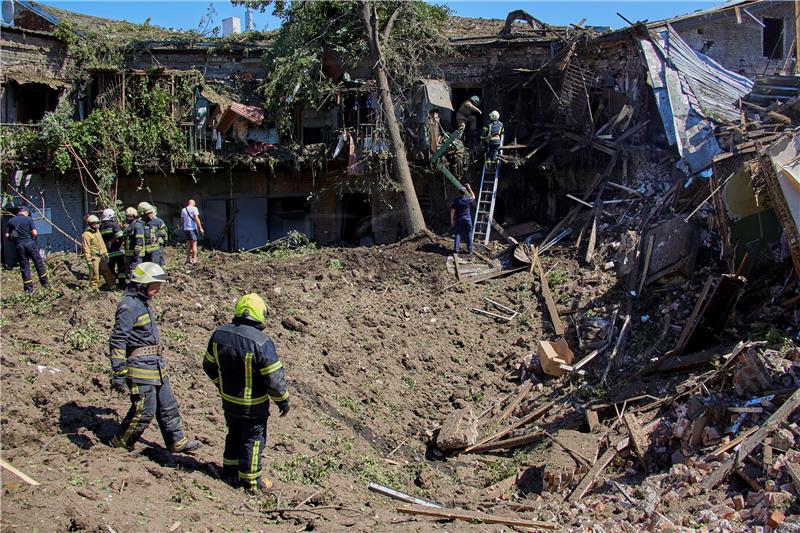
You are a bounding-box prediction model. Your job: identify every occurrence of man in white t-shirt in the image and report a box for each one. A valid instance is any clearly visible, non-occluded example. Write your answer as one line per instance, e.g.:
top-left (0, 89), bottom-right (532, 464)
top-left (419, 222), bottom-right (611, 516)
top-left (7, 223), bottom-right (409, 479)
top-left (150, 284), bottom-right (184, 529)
top-left (181, 199), bottom-right (205, 264)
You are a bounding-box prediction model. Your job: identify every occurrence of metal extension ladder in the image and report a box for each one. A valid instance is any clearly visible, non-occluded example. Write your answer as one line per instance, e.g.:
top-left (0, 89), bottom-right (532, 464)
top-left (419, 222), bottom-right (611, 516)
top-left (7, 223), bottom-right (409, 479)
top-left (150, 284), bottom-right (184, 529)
top-left (471, 136), bottom-right (503, 246)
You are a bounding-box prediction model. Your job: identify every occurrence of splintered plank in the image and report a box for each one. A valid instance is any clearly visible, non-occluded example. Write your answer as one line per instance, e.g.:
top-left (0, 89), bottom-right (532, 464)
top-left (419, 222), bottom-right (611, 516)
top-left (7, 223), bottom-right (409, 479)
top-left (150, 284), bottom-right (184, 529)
top-left (396, 504), bottom-right (558, 529)
top-left (784, 462), bottom-right (800, 493)
top-left (568, 447), bottom-right (617, 502)
top-left (462, 402), bottom-right (553, 453)
top-left (532, 246), bottom-right (565, 336)
top-left (623, 412), bottom-right (649, 471)
top-left (703, 388), bottom-right (800, 490)
top-left (465, 431), bottom-right (545, 453)
top-left (495, 382), bottom-right (533, 426)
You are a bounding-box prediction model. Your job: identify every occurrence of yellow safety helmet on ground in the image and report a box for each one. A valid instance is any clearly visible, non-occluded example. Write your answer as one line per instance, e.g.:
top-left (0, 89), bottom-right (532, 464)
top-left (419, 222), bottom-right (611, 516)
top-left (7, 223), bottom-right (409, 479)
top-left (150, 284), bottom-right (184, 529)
top-left (234, 293), bottom-right (268, 325)
top-left (130, 262), bottom-right (168, 284)
top-left (125, 207), bottom-right (138, 218)
top-left (86, 215), bottom-right (100, 224)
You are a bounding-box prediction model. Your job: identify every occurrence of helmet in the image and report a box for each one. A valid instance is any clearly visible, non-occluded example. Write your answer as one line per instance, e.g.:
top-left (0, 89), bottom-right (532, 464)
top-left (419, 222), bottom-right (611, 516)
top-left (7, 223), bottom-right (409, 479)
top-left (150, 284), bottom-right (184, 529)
top-left (234, 293), bottom-right (268, 325)
top-left (138, 202), bottom-right (156, 216)
top-left (101, 208), bottom-right (116, 221)
top-left (470, 95), bottom-right (481, 105)
top-left (489, 110), bottom-right (500, 121)
top-left (130, 262), bottom-right (168, 284)
top-left (86, 215), bottom-right (100, 224)
top-left (125, 207), bottom-right (138, 218)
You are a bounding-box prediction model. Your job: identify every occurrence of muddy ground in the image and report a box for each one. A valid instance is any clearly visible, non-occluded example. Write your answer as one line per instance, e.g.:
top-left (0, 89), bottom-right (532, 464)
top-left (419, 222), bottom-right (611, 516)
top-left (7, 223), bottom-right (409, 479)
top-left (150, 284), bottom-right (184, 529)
top-left (1, 236), bottom-right (617, 532)
top-left (0, 234), bottom-right (792, 532)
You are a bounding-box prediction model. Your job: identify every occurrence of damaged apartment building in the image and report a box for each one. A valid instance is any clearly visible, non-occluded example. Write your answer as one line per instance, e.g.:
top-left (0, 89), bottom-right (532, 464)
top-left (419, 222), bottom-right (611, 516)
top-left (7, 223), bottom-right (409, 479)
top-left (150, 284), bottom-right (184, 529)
top-left (1, 0), bottom-right (799, 271)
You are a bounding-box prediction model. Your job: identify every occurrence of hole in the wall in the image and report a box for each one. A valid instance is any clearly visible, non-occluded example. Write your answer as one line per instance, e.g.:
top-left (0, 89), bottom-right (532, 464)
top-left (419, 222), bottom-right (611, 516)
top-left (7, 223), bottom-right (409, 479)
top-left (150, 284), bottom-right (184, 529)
top-left (762, 17), bottom-right (784, 59)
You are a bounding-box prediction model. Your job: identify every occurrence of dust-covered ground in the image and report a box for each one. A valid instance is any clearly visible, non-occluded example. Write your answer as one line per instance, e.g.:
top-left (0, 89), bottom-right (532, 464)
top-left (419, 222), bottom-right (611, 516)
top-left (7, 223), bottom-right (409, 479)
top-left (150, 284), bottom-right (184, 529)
top-left (1, 236), bottom-right (620, 532)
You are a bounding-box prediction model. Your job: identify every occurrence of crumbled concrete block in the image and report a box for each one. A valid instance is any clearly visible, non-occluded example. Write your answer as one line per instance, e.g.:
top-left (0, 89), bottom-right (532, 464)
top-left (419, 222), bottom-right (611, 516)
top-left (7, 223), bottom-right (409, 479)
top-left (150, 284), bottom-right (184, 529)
top-left (768, 510), bottom-right (786, 529)
top-left (436, 408), bottom-right (478, 450)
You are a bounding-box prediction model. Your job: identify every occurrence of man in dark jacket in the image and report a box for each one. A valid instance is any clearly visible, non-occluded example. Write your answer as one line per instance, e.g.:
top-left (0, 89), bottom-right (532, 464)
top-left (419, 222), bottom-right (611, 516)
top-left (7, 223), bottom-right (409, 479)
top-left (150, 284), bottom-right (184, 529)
top-left (4, 206), bottom-right (49, 293)
top-left (203, 293), bottom-right (289, 493)
top-left (100, 208), bottom-right (126, 288)
top-left (122, 207), bottom-right (145, 277)
top-left (450, 184), bottom-right (475, 255)
top-left (138, 202), bottom-right (167, 266)
top-left (109, 262), bottom-right (201, 454)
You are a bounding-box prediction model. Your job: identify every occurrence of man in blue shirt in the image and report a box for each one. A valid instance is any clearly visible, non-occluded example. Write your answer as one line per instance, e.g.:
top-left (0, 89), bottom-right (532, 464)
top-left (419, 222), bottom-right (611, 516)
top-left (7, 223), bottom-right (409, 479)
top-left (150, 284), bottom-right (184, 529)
top-left (450, 184), bottom-right (475, 255)
top-left (4, 206), bottom-right (49, 293)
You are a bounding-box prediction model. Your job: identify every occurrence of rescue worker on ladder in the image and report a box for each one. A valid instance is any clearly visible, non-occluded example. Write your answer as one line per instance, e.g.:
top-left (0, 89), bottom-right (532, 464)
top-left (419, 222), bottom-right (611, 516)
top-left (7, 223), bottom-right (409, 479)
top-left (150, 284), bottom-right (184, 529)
top-left (4, 206), bottom-right (49, 293)
top-left (123, 206), bottom-right (145, 277)
top-left (203, 293), bottom-right (289, 493)
top-left (109, 262), bottom-right (201, 454)
top-left (482, 110), bottom-right (504, 165)
top-left (100, 208), bottom-right (126, 289)
top-left (82, 215), bottom-right (115, 291)
top-left (138, 202), bottom-right (167, 266)
top-left (455, 95), bottom-right (482, 145)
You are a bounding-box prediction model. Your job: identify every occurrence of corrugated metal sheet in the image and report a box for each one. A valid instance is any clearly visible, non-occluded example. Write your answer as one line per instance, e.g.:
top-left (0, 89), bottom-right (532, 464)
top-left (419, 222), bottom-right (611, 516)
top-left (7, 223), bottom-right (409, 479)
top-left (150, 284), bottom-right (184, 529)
top-left (638, 24), bottom-right (754, 174)
top-left (745, 75), bottom-right (800, 106)
top-left (228, 102), bottom-right (264, 125)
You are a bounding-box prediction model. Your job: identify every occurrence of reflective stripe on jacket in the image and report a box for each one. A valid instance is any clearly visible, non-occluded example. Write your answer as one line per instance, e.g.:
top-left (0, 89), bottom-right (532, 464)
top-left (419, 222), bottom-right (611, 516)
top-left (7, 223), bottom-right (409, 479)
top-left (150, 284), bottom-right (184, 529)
top-left (203, 320), bottom-right (289, 420)
top-left (108, 286), bottom-right (165, 385)
top-left (144, 218), bottom-right (167, 253)
top-left (483, 120), bottom-right (504, 143)
top-left (123, 220), bottom-right (145, 258)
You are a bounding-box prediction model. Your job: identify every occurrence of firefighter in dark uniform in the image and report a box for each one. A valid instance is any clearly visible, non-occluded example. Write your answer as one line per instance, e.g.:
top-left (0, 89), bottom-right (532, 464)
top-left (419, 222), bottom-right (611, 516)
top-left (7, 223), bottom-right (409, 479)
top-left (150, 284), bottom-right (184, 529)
top-left (4, 206), bottom-right (49, 293)
top-left (122, 206), bottom-right (145, 277)
top-left (109, 262), bottom-right (201, 454)
top-left (203, 293), bottom-right (289, 493)
top-left (482, 110), bottom-right (504, 165)
top-left (100, 208), bottom-right (126, 288)
top-left (138, 202), bottom-right (167, 266)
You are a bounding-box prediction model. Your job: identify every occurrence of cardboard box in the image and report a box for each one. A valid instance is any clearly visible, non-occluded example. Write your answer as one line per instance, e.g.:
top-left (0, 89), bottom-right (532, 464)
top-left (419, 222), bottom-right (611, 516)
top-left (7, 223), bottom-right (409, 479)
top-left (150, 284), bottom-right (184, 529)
top-left (538, 339), bottom-right (574, 377)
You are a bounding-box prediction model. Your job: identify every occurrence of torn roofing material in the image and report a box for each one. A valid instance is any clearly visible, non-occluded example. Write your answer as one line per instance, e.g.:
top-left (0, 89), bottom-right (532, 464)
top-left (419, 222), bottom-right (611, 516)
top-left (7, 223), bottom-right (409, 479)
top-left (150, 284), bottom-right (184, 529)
top-left (638, 24), bottom-right (754, 174)
top-left (764, 134), bottom-right (800, 276)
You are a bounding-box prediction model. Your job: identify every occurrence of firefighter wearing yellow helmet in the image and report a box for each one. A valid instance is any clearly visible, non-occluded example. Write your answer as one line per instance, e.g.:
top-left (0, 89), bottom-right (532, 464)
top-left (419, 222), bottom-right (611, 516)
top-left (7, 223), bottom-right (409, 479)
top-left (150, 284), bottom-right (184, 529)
top-left (108, 262), bottom-right (201, 454)
top-left (138, 202), bottom-right (168, 267)
top-left (203, 292), bottom-right (290, 493)
top-left (82, 214), bottom-right (114, 290)
top-left (122, 206), bottom-right (145, 279)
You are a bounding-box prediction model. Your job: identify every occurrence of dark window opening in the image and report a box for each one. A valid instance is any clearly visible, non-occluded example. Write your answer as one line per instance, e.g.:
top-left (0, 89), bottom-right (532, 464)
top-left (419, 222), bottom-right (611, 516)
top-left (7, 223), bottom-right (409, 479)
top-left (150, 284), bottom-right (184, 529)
top-left (3, 82), bottom-right (59, 124)
top-left (268, 196), bottom-right (312, 241)
top-left (763, 18), bottom-right (784, 59)
top-left (340, 193), bottom-right (371, 243)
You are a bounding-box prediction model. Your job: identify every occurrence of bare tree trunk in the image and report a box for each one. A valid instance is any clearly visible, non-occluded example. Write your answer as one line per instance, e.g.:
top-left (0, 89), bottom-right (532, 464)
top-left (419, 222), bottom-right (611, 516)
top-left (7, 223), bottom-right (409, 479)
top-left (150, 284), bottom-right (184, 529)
top-left (359, 0), bottom-right (427, 235)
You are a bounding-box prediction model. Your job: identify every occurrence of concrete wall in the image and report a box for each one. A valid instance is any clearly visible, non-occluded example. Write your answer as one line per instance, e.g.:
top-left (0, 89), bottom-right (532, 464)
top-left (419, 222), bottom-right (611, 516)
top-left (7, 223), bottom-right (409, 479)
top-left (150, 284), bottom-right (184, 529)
top-left (5, 172), bottom-right (85, 256)
top-left (672, 2), bottom-right (796, 79)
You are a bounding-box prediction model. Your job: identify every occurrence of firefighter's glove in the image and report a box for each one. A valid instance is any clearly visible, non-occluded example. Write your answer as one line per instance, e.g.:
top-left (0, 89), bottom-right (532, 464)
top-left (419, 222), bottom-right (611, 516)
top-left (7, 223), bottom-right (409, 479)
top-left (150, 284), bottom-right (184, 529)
top-left (279, 403), bottom-right (290, 417)
top-left (111, 375), bottom-right (128, 394)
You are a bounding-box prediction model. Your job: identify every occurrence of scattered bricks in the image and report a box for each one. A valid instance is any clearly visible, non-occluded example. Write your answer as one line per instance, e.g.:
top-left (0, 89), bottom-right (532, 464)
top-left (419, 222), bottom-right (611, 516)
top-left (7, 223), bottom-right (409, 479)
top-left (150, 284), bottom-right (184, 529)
top-left (772, 428), bottom-right (795, 451)
top-left (740, 508), bottom-right (753, 520)
top-left (670, 463), bottom-right (690, 480)
top-left (663, 490), bottom-right (679, 504)
top-left (712, 504), bottom-right (736, 520)
top-left (747, 491), bottom-right (762, 507)
top-left (732, 495), bottom-right (745, 510)
top-left (768, 510), bottom-right (786, 529)
top-left (766, 480), bottom-right (777, 492)
top-left (766, 491), bottom-right (793, 509)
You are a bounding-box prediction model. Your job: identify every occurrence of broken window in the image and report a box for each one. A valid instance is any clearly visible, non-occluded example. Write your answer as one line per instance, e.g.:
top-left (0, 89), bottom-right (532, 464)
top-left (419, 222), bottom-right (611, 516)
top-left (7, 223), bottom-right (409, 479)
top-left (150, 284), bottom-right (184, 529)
top-left (762, 17), bottom-right (784, 59)
top-left (1, 81), bottom-right (59, 124)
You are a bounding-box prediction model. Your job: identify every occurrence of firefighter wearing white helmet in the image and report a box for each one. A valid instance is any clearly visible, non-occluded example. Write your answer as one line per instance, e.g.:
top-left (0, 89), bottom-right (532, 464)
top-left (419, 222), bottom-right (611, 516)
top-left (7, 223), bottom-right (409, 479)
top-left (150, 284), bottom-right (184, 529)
top-left (482, 110), bottom-right (504, 164)
top-left (82, 214), bottom-right (114, 290)
top-left (122, 206), bottom-right (145, 278)
top-left (99, 208), bottom-right (126, 288)
top-left (138, 202), bottom-right (168, 266)
top-left (203, 292), bottom-right (290, 493)
top-left (108, 262), bottom-right (201, 454)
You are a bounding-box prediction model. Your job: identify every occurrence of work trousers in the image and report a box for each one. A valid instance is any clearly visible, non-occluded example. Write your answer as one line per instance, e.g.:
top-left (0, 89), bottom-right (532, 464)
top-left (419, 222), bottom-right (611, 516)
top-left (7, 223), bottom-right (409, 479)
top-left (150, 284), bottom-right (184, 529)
top-left (222, 412), bottom-right (267, 489)
top-left (112, 378), bottom-right (188, 450)
top-left (108, 254), bottom-right (126, 287)
top-left (15, 240), bottom-right (48, 293)
top-left (453, 219), bottom-right (473, 254)
top-left (87, 256), bottom-right (114, 290)
top-left (144, 249), bottom-right (164, 266)
top-left (486, 142), bottom-right (501, 162)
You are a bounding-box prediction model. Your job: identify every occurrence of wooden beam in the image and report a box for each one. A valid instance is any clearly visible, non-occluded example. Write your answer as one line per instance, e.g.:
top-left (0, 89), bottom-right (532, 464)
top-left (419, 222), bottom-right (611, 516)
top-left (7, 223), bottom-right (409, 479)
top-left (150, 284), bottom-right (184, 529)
top-left (464, 431), bottom-right (545, 453)
top-left (568, 447), bottom-right (616, 501)
top-left (638, 235), bottom-right (654, 295)
top-left (706, 427), bottom-right (759, 460)
top-left (463, 402), bottom-right (553, 453)
top-left (784, 461), bottom-right (800, 493)
top-left (452, 254), bottom-right (462, 282)
top-left (532, 246), bottom-right (565, 336)
top-left (495, 382), bottom-right (533, 426)
top-left (623, 412), bottom-right (649, 471)
top-left (396, 504), bottom-right (558, 529)
top-left (703, 388), bottom-right (800, 490)
top-left (0, 458), bottom-right (40, 486)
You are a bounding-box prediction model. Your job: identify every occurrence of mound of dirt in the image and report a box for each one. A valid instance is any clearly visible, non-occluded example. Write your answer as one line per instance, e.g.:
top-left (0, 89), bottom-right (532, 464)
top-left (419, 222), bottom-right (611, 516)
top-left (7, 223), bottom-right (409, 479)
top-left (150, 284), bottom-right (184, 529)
top-left (1, 235), bottom-right (574, 531)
